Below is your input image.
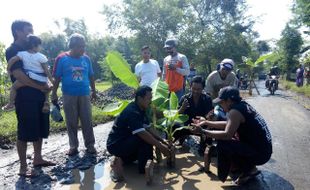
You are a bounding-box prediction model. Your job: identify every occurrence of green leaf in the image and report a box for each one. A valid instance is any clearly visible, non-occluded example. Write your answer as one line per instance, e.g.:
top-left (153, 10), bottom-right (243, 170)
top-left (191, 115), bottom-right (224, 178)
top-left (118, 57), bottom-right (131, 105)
top-left (163, 110), bottom-right (178, 119)
top-left (158, 99), bottom-right (170, 111)
top-left (105, 51), bottom-right (139, 89)
top-left (169, 92), bottom-right (178, 110)
top-left (254, 53), bottom-right (274, 65)
top-left (175, 114), bottom-right (189, 123)
top-left (102, 100), bottom-right (130, 116)
top-left (152, 96), bottom-right (166, 107)
top-left (151, 78), bottom-right (169, 99)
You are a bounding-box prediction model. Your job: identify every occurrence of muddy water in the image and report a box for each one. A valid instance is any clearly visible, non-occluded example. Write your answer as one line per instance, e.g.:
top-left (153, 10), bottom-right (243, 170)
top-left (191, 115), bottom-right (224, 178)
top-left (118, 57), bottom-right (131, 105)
top-left (56, 162), bottom-right (111, 190)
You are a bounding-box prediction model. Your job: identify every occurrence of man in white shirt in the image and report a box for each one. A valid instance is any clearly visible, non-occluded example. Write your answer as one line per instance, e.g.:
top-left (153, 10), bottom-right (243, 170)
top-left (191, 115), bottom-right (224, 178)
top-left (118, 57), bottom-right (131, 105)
top-left (135, 46), bottom-right (161, 87)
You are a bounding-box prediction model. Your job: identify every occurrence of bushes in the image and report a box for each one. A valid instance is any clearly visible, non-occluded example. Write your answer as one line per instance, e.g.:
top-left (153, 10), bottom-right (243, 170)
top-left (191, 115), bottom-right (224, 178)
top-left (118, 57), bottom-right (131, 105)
top-left (281, 79), bottom-right (310, 97)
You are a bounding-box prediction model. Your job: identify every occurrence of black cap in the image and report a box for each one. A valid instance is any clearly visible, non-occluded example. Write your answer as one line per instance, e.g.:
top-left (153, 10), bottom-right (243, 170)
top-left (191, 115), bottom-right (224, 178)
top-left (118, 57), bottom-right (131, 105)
top-left (213, 86), bottom-right (241, 104)
top-left (164, 39), bottom-right (177, 48)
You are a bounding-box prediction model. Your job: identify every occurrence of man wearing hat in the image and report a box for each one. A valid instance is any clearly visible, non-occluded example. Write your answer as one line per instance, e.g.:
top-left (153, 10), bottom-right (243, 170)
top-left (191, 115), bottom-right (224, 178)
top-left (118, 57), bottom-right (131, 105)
top-left (205, 58), bottom-right (237, 99)
top-left (162, 39), bottom-right (190, 100)
top-left (191, 86), bottom-right (272, 185)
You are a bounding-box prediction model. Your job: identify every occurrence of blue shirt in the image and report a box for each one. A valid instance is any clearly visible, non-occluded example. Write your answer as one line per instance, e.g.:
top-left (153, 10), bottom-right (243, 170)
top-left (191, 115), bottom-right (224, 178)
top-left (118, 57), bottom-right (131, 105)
top-left (55, 54), bottom-right (94, 96)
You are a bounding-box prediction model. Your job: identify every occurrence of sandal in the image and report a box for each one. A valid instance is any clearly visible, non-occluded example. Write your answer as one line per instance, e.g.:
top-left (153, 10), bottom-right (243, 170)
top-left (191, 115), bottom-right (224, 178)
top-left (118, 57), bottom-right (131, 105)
top-left (234, 168), bottom-right (261, 185)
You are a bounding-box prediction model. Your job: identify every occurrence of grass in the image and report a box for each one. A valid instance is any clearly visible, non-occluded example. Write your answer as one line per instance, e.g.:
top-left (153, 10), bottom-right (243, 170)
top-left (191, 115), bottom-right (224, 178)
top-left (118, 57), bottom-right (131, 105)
top-left (0, 81), bottom-right (113, 143)
top-left (96, 81), bottom-right (112, 92)
top-left (280, 80), bottom-right (310, 98)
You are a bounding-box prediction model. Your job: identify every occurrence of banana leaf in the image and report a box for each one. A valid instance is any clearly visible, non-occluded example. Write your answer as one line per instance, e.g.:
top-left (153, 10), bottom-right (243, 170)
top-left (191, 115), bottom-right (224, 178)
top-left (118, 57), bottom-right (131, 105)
top-left (102, 100), bottom-right (130, 116)
top-left (169, 92), bottom-right (178, 110)
top-left (105, 51), bottom-right (139, 89)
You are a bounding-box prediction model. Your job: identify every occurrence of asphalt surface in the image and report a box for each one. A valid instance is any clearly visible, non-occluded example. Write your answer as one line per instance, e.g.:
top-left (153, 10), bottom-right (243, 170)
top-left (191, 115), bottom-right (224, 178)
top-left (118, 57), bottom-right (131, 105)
top-left (0, 80), bottom-right (309, 190)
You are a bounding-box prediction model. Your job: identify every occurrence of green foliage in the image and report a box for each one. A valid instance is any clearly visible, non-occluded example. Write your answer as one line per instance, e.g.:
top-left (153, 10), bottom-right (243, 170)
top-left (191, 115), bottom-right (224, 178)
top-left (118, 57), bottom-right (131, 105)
top-left (0, 43), bottom-right (10, 106)
top-left (102, 0), bottom-right (256, 75)
top-left (102, 100), bottom-right (130, 117)
top-left (278, 24), bottom-right (303, 79)
top-left (292, 0), bottom-right (310, 28)
top-left (105, 51), bottom-right (139, 89)
top-left (281, 79), bottom-right (310, 98)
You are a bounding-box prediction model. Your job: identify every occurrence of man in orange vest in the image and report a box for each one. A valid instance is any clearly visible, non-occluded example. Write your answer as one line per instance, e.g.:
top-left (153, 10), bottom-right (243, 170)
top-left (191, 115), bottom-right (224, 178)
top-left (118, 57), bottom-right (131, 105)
top-left (162, 39), bottom-right (190, 100)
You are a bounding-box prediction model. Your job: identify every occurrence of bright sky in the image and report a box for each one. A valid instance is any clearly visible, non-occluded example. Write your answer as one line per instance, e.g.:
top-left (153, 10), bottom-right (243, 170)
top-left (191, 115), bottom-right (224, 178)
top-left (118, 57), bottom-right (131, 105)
top-left (0, 0), bottom-right (293, 48)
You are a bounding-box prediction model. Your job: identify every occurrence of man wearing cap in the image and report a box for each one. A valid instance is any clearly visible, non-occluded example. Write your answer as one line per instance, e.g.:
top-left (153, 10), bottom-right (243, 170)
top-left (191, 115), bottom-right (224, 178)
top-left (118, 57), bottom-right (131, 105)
top-left (205, 58), bottom-right (237, 99)
top-left (191, 86), bottom-right (272, 185)
top-left (162, 39), bottom-right (190, 100)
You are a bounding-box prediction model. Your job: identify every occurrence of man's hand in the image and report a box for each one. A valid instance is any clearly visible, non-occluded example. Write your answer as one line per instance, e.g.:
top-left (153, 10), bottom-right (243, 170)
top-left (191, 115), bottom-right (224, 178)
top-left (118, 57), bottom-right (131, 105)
top-left (180, 98), bottom-right (189, 112)
top-left (41, 83), bottom-right (53, 93)
top-left (159, 143), bottom-right (170, 157)
top-left (91, 90), bottom-right (97, 100)
top-left (189, 125), bottom-right (204, 135)
top-left (168, 63), bottom-right (176, 70)
top-left (51, 92), bottom-right (58, 103)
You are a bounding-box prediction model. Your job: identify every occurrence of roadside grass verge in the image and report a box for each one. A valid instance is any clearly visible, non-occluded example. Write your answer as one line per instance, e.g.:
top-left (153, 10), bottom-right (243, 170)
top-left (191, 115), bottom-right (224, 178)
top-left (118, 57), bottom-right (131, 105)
top-left (0, 106), bottom-right (113, 143)
top-left (281, 80), bottom-right (310, 98)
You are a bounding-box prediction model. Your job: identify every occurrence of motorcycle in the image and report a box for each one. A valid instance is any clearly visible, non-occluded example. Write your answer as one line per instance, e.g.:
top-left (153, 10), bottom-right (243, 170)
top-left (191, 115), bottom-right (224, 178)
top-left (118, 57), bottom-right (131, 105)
top-left (266, 75), bottom-right (279, 95)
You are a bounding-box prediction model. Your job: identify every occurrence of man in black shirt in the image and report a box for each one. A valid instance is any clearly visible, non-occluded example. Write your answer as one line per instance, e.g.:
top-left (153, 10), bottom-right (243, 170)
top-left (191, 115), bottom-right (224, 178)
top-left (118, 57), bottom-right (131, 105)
top-left (191, 86), bottom-right (272, 185)
top-left (6, 20), bottom-right (54, 177)
top-left (174, 76), bottom-right (213, 150)
top-left (107, 86), bottom-right (170, 182)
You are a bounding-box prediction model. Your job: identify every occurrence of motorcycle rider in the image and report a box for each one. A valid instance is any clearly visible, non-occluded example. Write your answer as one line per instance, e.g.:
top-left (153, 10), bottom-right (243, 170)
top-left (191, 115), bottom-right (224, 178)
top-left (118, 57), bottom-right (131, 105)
top-left (265, 66), bottom-right (279, 90)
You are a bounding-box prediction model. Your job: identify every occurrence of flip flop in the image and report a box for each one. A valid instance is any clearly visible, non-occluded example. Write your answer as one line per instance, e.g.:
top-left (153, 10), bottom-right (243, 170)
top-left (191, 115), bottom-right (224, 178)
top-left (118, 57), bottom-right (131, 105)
top-left (234, 170), bottom-right (261, 185)
top-left (33, 160), bottom-right (56, 167)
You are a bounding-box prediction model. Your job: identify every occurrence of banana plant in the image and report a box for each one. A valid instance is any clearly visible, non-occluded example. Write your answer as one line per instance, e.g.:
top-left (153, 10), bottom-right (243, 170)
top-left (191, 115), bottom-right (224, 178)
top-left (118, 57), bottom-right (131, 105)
top-left (103, 51), bottom-right (189, 143)
top-left (242, 53), bottom-right (274, 95)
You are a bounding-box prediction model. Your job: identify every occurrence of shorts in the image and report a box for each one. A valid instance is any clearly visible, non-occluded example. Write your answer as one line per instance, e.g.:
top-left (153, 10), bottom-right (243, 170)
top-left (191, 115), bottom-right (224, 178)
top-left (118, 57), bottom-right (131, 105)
top-left (15, 87), bottom-right (50, 141)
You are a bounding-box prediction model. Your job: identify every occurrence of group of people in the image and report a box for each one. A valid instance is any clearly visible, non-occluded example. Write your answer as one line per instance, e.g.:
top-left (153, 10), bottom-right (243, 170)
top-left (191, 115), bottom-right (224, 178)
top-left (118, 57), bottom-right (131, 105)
top-left (3, 20), bottom-right (97, 177)
top-left (107, 38), bottom-right (272, 185)
top-left (296, 63), bottom-right (310, 87)
top-left (3, 19), bottom-right (272, 186)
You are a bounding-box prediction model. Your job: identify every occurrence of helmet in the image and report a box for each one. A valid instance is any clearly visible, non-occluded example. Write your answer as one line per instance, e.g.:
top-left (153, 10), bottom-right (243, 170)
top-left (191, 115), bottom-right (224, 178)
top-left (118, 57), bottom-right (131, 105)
top-left (164, 39), bottom-right (177, 48)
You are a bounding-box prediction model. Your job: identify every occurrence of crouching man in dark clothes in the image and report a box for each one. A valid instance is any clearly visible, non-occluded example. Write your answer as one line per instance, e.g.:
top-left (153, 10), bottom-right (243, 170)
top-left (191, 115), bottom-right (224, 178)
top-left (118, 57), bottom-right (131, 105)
top-left (106, 86), bottom-right (170, 182)
top-left (191, 86), bottom-right (272, 185)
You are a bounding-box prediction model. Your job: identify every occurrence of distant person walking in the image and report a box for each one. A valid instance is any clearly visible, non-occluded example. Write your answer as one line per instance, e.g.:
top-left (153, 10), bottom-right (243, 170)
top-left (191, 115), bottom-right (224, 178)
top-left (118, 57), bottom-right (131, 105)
top-left (296, 64), bottom-right (304, 87)
top-left (134, 46), bottom-right (161, 87)
top-left (52, 33), bottom-right (97, 156)
top-left (6, 20), bottom-right (55, 178)
top-left (162, 39), bottom-right (190, 100)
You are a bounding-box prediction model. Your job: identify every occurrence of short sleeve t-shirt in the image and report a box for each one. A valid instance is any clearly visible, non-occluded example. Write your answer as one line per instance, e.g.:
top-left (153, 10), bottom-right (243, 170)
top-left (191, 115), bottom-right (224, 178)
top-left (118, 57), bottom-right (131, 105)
top-left (135, 59), bottom-right (161, 87)
top-left (107, 102), bottom-right (150, 146)
top-left (231, 101), bottom-right (272, 154)
top-left (205, 71), bottom-right (237, 99)
top-left (54, 54), bottom-right (94, 96)
top-left (178, 93), bottom-right (213, 125)
top-left (17, 51), bottom-right (48, 73)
